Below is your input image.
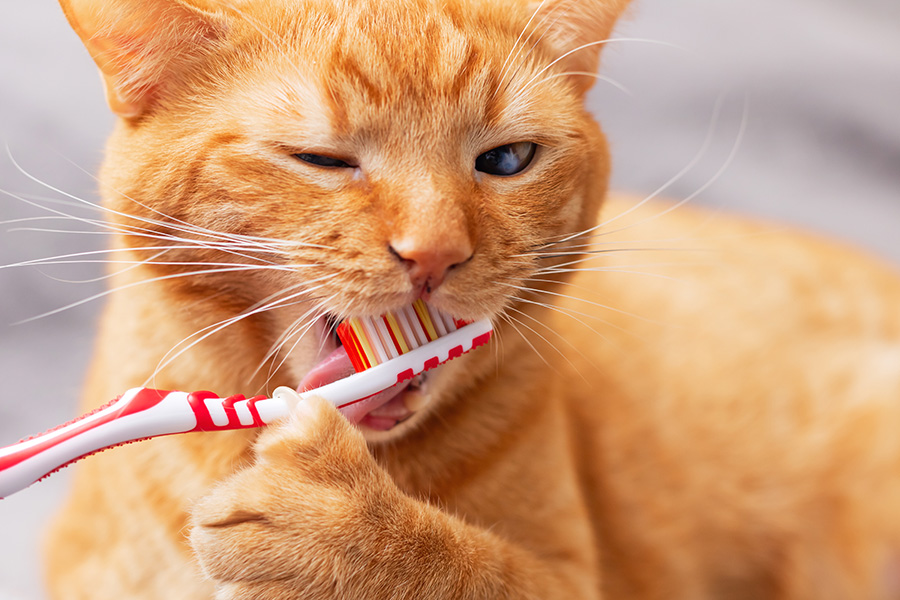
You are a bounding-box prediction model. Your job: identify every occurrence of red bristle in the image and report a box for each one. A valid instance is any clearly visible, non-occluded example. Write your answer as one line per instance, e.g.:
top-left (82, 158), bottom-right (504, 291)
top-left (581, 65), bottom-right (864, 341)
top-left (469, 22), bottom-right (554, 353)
top-left (337, 321), bottom-right (369, 373)
top-left (381, 315), bottom-right (403, 355)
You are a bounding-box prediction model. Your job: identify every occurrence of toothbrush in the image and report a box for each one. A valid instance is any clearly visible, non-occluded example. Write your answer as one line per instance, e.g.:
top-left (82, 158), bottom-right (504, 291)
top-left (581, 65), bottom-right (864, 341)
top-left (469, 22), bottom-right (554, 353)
top-left (0, 299), bottom-right (492, 499)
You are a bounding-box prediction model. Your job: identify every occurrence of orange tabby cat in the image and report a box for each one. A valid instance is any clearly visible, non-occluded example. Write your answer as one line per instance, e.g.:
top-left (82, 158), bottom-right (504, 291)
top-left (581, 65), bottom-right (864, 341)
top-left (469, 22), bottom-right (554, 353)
top-left (44, 0), bottom-right (900, 598)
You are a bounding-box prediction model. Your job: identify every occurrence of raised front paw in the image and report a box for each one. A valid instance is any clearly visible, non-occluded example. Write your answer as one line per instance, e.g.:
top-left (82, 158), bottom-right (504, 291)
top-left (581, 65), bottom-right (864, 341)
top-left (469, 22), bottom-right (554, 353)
top-left (189, 395), bottom-right (408, 599)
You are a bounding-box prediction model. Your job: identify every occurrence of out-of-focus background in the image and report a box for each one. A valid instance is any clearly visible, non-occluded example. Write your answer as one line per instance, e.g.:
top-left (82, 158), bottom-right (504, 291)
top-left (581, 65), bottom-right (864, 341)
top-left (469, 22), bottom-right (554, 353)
top-left (1, 0), bottom-right (898, 597)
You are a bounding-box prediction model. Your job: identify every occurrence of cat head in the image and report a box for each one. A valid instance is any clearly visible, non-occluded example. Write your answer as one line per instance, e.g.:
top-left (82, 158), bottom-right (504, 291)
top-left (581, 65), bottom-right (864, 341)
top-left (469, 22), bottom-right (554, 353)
top-left (60, 0), bottom-right (629, 432)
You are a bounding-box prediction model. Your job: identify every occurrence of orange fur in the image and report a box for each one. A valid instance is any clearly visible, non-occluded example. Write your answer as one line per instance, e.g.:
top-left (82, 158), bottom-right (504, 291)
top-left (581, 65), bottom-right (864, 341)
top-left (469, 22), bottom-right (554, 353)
top-left (44, 0), bottom-right (900, 598)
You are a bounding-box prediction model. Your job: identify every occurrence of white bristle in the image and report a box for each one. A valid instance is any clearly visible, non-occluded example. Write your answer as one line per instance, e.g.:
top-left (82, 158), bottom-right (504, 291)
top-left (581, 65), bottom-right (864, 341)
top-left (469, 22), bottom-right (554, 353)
top-left (395, 309), bottom-right (419, 351)
top-left (441, 311), bottom-right (457, 332)
top-left (374, 317), bottom-right (399, 359)
top-left (430, 304), bottom-right (448, 337)
top-left (403, 305), bottom-right (429, 347)
top-left (361, 317), bottom-right (390, 365)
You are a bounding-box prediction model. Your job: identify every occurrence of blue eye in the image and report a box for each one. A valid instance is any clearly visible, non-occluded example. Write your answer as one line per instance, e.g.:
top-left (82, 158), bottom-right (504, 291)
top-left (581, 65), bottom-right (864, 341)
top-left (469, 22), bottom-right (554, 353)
top-left (294, 153), bottom-right (355, 169)
top-left (475, 142), bottom-right (537, 176)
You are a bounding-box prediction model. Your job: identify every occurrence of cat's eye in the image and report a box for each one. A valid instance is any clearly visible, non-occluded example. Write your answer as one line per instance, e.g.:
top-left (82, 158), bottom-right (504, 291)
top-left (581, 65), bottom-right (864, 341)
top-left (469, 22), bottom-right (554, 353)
top-left (475, 142), bottom-right (537, 176)
top-left (293, 153), bottom-right (356, 169)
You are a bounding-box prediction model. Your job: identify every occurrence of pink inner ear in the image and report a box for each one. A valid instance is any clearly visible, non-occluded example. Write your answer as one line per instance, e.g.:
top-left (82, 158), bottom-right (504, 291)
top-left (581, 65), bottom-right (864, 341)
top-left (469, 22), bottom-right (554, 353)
top-left (89, 33), bottom-right (159, 117)
top-left (62, 0), bottom-right (224, 118)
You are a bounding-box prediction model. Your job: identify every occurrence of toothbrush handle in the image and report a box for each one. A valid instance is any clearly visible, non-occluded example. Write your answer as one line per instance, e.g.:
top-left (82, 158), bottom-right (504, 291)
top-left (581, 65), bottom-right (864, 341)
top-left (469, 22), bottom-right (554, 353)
top-left (0, 388), bottom-right (291, 499)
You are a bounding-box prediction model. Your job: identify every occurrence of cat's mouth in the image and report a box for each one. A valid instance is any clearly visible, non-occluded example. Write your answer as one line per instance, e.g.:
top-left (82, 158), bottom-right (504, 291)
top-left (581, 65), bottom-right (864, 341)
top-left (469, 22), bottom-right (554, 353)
top-left (296, 318), bottom-right (430, 432)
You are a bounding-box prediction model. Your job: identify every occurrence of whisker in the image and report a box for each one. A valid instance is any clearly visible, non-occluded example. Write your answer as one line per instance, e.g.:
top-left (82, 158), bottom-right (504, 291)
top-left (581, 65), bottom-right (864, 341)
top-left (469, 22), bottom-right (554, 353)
top-left (509, 293), bottom-right (618, 341)
top-left (514, 37), bottom-right (689, 100)
top-left (513, 246), bottom-right (700, 259)
top-left (6, 151), bottom-right (333, 280)
top-left (29, 249), bottom-right (173, 285)
top-left (596, 95), bottom-right (749, 241)
top-left (540, 93), bottom-right (728, 249)
top-left (495, 0), bottom-right (567, 101)
top-left (145, 276), bottom-right (338, 388)
top-left (54, 150), bottom-right (306, 250)
top-left (2, 253), bottom-right (298, 272)
top-left (495, 0), bottom-right (549, 97)
top-left (0, 186), bottom-right (296, 268)
top-left (259, 299), bottom-right (336, 392)
top-left (12, 265), bottom-right (299, 325)
top-left (497, 312), bottom-right (551, 369)
top-left (257, 298), bottom-right (332, 375)
top-left (533, 265), bottom-right (691, 283)
top-left (528, 71), bottom-right (632, 96)
top-left (499, 311), bottom-right (560, 371)
top-left (505, 305), bottom-right (588, 379)
top-left (499, 280), bottom-right (659, 325)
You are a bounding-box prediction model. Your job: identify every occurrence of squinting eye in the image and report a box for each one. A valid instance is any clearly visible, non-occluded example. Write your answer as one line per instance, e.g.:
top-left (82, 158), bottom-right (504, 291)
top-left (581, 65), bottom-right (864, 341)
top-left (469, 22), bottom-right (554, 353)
top-left (293, 153), bottom-right (356, 169)
top-left (475, 142), bottom-right (537, 176)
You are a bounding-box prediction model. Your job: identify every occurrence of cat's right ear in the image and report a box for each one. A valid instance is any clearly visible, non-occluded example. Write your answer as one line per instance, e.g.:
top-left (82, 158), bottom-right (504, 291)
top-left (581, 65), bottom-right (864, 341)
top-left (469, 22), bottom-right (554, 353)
top-left (58, 0), bottom-right (225, 119)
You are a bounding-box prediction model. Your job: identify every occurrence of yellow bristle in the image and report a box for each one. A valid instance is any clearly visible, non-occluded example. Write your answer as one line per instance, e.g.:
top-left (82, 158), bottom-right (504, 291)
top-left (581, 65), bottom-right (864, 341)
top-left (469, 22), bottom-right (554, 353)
top-left (350, 318), bottom-right (379, 367)
top-left (385, 312), bottom-right (410, 354)
top-left (413, 299), bottom-right (439, 341)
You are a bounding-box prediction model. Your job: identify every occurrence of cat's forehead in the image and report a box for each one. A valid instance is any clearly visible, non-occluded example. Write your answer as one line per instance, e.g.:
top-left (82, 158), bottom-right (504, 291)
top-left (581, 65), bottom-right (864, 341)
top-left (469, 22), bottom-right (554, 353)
top-left (225, 0), bottom-right (573, 154)
top-left (289, 0), bottom-right (508, 109)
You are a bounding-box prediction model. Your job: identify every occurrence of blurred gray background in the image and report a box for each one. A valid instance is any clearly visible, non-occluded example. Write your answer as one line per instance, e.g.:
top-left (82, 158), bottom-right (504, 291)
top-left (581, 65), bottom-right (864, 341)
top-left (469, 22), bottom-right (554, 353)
top-left (1, 0), bottom-right (899, 597)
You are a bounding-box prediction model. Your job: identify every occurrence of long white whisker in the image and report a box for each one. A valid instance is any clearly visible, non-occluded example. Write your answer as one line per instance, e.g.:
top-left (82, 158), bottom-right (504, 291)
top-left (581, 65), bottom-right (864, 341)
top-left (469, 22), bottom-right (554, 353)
top-left (494, 0), bottom-right (549, 99)
top-left (2, 252), bottom-right (298, 272)
top-left (533, 265), bottom-right (690, 283)
top-left (529, 71), bottom-right (632, 96)
top-left (31, 249), bottom-right (173, 285)
top-left (53, 150), bottom-right (304, 250)
top-left (499, 280), bottom-right (658, 325)
top-left (497, 312), bottom-right (551, 369)
top-left (509, 294), bottom-right (617, 341)
top-left (12, 265), bottom-right (295, 325)
top-left (0, 185), bottom-right (296, 269)
top-left (259, 299), bottom-right (336, 391)
top-left (514, 246), bottom-right (700, 259)
top-left (257, 298), bottom-right (332, 373)
top-left (7, 150), bottom-right (333, 274)
top-left (497, 1), bottom-right (572, 102)
top-left (145, 276), bottom-right (338, 388)
top-left (543, 93), bottom-right (727, 249)
top-left (505, 304), bottom-right (588, 378)
top-left (517, 37), bottom-right (688, 97)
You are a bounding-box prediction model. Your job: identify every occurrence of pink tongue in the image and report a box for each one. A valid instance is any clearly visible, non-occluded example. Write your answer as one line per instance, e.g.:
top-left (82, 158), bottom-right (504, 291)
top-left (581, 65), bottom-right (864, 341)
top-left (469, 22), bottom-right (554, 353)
top-left (298, 346), bottom-right (411, 425)
top-left (298, 346), bottom-right (356, 391)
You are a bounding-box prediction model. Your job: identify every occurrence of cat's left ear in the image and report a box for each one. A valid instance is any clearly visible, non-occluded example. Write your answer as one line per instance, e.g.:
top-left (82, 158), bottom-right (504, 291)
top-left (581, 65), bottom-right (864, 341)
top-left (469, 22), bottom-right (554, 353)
top-left (58, 0), bottom-right (226, 118)
top-left (531, 0), bottom-right (632, 95)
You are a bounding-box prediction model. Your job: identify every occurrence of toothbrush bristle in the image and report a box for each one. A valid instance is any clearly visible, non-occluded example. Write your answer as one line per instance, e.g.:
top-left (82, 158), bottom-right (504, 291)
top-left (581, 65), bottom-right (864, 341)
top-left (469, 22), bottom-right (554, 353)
top-left (336, 299), bottom-right (466, 373)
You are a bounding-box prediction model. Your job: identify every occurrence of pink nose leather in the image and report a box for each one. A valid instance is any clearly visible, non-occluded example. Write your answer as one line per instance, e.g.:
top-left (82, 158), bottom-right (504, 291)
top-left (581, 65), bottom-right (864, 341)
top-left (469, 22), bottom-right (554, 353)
top-left (389, 236), bottom-right (473, 294)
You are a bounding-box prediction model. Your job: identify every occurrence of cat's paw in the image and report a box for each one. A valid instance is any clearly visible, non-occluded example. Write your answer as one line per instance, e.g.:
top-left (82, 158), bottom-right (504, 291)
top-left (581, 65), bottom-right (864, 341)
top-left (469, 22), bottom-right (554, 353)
top-left (189, 395), bottom-right (404, 598)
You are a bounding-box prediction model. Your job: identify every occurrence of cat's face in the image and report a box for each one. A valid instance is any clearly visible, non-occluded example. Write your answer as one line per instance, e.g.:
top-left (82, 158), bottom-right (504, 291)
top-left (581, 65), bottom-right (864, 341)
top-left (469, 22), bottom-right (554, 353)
top-left (65, 0), bottom-right (627, 436)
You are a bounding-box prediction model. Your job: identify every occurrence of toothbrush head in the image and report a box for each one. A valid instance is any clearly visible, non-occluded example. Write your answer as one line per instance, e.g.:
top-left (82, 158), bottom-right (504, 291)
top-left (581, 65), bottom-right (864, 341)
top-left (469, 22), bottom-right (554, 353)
top-left (336, 299), bottom-right (470, 373)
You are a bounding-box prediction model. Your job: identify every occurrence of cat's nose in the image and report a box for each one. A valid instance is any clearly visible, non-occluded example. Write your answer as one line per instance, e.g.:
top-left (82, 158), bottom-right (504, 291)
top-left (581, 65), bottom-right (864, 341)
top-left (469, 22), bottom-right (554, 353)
top-left (389, 236), bottom-right (473, 295)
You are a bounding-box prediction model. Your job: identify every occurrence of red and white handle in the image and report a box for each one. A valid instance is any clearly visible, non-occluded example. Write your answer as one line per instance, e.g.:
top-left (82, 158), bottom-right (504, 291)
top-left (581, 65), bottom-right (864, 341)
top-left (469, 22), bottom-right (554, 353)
top-left (0, 388), bottom-right (293, 499)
